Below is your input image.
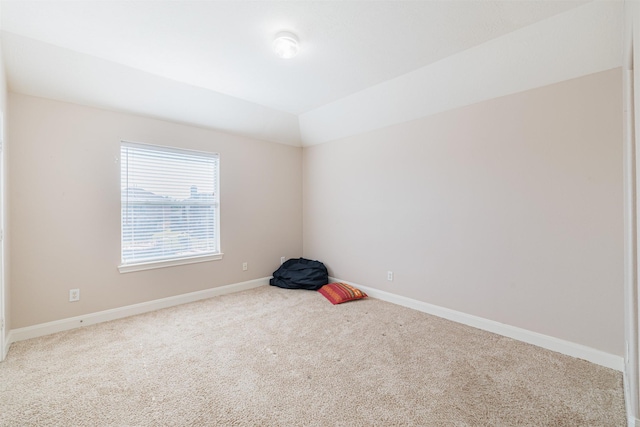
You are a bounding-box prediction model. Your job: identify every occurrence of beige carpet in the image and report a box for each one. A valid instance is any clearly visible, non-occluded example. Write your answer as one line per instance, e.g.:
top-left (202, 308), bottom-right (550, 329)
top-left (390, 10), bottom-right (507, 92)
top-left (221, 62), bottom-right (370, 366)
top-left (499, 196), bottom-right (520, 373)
top-left (0, 286), bottom-right (626, 426)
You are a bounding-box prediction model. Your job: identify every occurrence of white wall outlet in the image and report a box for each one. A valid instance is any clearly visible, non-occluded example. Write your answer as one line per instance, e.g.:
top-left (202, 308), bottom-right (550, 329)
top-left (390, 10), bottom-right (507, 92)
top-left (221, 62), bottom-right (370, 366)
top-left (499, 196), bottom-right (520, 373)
top-left (69, 289), bottom-right (80, 302)
top-left (280, 256), bottom-right (286, 264)
top-left (387, 271), bottom-right (393, 281)
top-left (242, 262), bottom-right (248, 271)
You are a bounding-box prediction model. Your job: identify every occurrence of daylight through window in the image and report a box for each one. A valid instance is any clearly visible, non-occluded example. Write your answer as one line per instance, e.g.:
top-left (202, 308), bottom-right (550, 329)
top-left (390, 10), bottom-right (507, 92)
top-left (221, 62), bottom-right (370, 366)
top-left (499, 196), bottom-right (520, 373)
top-left (120, 141), bottom-right (220, 271)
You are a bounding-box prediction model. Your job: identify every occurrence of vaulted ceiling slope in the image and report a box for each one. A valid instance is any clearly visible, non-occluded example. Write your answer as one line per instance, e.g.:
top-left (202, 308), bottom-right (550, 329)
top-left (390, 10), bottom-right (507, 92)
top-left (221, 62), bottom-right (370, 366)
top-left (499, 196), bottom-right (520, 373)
top-left (0, 1), bottom-right (622, 147)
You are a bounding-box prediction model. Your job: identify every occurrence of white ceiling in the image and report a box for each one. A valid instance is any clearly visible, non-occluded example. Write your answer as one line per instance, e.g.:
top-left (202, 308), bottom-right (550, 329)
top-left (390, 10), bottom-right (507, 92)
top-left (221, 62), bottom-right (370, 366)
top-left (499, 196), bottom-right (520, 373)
top-left (1, 0), bottom-right (616, 146)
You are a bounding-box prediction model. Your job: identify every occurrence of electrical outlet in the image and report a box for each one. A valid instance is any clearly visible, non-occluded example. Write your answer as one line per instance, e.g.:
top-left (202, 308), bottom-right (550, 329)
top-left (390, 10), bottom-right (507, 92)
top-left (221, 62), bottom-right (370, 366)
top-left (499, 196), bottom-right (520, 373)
top-left (387, 271), bottom-right (394, 281)
top-left (69, 289), bottom-right (80, 302)
top-left (280, 256), bottom-right (286, 265)
top-left (242, 262), bottom-right (248, 271)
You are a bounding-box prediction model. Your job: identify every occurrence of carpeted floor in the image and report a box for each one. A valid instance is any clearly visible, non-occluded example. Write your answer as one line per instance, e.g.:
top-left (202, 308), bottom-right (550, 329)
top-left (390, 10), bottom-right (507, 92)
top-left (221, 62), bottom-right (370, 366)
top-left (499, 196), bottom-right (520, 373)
top-left (0, 285), bottom-right (627, 426)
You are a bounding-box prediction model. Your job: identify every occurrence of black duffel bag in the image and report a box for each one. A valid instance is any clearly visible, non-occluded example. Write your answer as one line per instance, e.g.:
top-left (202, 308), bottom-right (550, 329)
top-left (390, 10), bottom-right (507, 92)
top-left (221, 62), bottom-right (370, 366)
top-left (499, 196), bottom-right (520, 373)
top-left (270, 258), bottom-right (328, 290)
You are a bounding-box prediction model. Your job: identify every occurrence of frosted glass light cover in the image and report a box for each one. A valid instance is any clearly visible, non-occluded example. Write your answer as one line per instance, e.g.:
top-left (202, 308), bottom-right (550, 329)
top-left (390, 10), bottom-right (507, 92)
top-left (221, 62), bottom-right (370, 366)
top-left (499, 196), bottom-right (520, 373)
top-left (273, 32), bottom-right (299, 59)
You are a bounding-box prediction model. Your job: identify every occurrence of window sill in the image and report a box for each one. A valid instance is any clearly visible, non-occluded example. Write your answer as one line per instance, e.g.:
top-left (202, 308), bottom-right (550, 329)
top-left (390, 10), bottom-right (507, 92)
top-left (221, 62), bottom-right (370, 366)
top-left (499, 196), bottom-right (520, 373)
top-left (118, 253), bottom-right (224, 273)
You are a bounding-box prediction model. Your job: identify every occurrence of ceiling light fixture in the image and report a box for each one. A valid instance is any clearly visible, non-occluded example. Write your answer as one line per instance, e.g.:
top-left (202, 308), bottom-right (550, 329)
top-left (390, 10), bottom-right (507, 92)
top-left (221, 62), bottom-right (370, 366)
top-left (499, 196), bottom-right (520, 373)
top-left (273, 31), bottom-right (299, 59)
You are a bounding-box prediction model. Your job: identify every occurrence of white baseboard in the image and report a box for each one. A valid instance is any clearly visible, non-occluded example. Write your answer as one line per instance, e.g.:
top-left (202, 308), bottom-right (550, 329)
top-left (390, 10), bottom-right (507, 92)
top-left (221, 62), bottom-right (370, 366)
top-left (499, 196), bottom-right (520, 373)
top-left (330, 277), bottom-right (625, 372)
top-left (9, 277), bottom-right (269, 344)
top-left (2, 330), bottom-right (11, 361)
top-left (7, 275), bottom-right (625, 372)
top-left (624, 370), bottom-right (636, 427)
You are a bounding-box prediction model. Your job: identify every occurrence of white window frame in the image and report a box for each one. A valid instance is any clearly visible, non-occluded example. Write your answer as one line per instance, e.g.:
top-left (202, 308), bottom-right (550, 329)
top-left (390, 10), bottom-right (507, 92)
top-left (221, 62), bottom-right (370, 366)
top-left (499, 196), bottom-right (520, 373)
top-left (118, 141), bottom-right (223, 273)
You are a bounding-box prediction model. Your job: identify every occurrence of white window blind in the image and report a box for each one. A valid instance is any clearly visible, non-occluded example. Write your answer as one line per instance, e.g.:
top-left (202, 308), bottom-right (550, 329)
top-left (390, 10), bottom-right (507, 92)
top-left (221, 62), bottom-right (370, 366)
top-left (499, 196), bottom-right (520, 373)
top-left (120, 141), bottom-right (220, 268)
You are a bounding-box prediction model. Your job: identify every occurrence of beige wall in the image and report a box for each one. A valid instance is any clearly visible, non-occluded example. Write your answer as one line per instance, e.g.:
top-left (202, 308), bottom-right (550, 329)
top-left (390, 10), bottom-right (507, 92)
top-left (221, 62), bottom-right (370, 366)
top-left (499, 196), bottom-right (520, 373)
top-left (9, 93), bottom-right (302, 329)
top-left (7, 68), bottom-right (625, 358)
top-left (303, 68), bottom-right (624, 356)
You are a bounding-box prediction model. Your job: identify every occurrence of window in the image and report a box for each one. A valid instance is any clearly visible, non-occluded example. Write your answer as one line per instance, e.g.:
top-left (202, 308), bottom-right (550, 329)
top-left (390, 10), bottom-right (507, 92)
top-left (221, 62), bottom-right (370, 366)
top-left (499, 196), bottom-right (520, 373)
top-left (119, 141), bottom-right (221, 272)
